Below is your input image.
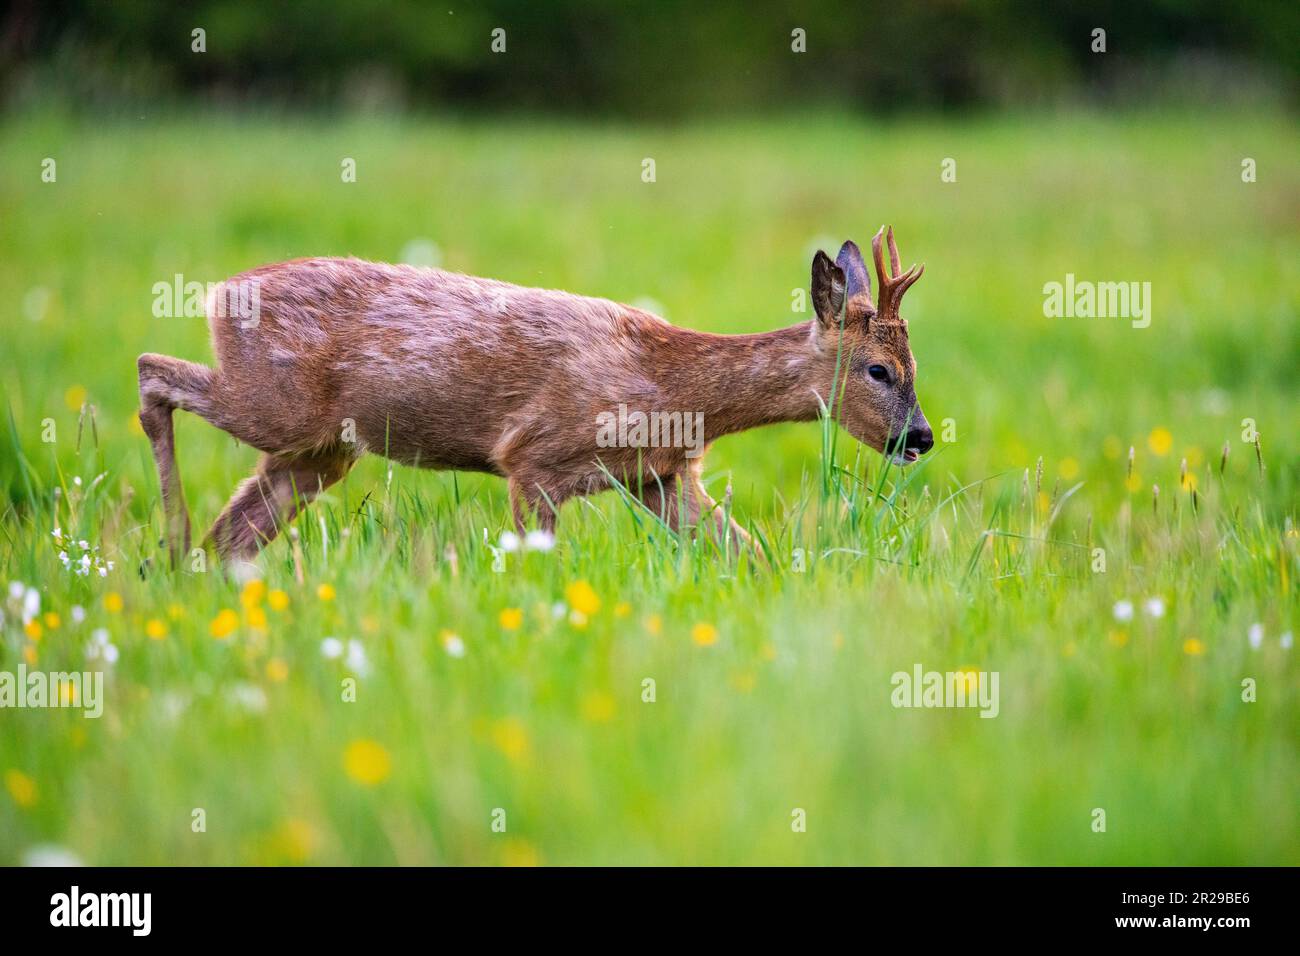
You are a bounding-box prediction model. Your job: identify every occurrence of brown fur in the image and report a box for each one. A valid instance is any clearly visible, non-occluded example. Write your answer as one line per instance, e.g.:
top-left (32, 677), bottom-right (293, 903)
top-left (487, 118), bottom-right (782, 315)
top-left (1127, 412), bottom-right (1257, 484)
top-left (138, 228), bottom-right (932, 564)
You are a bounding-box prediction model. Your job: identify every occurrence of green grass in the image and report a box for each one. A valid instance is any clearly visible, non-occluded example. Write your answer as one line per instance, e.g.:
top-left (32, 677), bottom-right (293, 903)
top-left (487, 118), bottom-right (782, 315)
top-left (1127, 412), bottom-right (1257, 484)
top-left (0, 109), bottom-right (1296, 865)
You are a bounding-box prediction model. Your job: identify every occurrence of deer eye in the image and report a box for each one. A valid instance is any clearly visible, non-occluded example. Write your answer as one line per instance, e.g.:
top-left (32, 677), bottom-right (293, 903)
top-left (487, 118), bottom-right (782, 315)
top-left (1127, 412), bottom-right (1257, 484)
top-left (867, 364), bottom-right (890, 383)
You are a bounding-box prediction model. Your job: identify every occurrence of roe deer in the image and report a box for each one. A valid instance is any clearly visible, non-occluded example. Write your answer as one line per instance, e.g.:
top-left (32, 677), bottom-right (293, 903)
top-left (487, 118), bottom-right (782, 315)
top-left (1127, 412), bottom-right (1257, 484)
top-left (138, 226), bottom-right (932, 565)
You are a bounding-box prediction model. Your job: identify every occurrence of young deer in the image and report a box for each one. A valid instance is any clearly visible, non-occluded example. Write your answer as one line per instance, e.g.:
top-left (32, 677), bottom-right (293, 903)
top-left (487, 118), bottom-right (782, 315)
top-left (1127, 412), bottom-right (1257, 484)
top-left (138, 226), bottom-right (932, 564)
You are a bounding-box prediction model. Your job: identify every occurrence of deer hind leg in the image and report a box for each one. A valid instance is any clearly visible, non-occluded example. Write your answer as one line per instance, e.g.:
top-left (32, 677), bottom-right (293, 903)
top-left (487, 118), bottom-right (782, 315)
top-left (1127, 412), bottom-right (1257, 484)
top-left (138, 353), bottom-right (217, 567)
top-left (203, 451), bottom-right (353, 563)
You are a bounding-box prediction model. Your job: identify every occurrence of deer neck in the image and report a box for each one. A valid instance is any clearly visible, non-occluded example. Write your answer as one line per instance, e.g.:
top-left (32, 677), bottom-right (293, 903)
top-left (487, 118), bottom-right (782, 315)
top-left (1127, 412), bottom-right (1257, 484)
top-left (659, 323), bottom-right (827, 442)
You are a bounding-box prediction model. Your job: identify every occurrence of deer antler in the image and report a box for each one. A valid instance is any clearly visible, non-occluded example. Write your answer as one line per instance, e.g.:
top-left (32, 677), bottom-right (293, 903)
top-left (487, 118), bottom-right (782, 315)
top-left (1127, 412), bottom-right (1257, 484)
top-left (870, 225), bottom-right (924, 322)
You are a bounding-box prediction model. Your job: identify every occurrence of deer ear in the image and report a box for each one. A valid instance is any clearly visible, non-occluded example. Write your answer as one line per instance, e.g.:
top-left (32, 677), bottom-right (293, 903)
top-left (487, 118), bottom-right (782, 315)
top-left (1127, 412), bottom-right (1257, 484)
top-left (835, 240), bottom-right (872, 306)
top-left (811, 250), bottom-right (846, 327)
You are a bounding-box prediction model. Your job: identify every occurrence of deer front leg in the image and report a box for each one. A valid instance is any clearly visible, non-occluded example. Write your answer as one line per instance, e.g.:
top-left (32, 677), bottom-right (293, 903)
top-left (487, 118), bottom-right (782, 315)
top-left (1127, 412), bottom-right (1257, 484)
top-left (508, 475), bottom-right (561, 535)
top-left (634, 462), bottom-right (755, 556)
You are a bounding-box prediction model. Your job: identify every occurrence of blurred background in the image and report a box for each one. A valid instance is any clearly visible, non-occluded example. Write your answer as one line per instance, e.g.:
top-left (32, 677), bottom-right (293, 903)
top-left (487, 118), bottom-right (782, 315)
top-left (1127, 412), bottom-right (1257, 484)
top-left (3, 0), bottom-right (1296, 117)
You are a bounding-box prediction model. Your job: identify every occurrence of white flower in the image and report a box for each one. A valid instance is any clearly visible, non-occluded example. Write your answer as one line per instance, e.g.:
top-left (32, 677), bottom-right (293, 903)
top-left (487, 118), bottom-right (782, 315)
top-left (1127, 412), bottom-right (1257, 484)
top-left (1281, 632), bottom-right (1294, 651)
top-left (230, 560), bottom-right (261, 586)
top-left (87, 629), bottom-right (118, 664)
top-left (498, 531), bottom-right (521, 553)
top-left (1143, 597), bottom-right (1166, 619)
top-left (51, 527), bottom-right (62, 541)
top-left (227, 682), bottom-right (268, 713)
top-left (345, 639), bottom-right (369, 676)
top-left (158, 691), bottom-right (190, 721)
top-left (551, 601), bottom-right (567, 619)
top-left (320, 637), bottom-right (344, 659)
top-left (1112, 600), bottom-right (1134, 622)
top-left (21, 845), bottom-right (85, 867)
top-left (1248, 623), bottom-right (1264, 649)
top-left (70, 605), bottom-right (85, 624)
top-left (22, 587), bottom-right (40, 624)
top-left (524, 529), bottom-right (555, 552)
top-left (8, 581), bottom-right (25, 600)
top-left (55, 537), bottom-right (113, 578)
top-left (442, 633), bottom-right (466, 658)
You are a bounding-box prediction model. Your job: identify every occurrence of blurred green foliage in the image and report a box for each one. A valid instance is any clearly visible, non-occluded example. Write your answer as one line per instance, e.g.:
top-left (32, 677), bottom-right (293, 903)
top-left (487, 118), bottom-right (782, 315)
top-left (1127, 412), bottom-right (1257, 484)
top-left (4, 0), bottom-right (1297, 116)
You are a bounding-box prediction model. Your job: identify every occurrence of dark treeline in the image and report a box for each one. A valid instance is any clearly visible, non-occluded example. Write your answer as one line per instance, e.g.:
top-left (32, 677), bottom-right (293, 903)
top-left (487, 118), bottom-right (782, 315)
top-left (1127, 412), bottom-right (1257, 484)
top-left (3, 0), bottom-right (1295, 115)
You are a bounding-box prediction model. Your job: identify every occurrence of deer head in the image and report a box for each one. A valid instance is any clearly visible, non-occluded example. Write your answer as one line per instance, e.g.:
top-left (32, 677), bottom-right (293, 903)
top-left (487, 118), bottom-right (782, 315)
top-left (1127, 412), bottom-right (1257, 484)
top-left (809, 226), bottom-right (933, 464)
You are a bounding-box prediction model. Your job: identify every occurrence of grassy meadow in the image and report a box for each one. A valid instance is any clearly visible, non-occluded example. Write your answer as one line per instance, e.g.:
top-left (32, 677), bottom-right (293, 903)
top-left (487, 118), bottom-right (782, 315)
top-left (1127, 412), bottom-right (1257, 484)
top-left (0, 109), bottom-right (1296, 865)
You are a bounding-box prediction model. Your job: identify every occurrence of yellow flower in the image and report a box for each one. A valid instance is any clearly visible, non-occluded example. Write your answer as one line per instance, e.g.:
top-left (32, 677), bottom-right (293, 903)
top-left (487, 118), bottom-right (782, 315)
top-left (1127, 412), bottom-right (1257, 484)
top-left (145, 618), bottom-right (168, 640)
top-left (267, 589), bottom-right (290, 612)
top-left (63, 384), bottom-right (87, 411)
top-left (1183, 638), bottom-right (1205, 656)
top-left (1124, 473), bottom-right (1143, 493)
top-left (23, 620), bottom-right (42, 641)
top-left (246, 605), bottom-right (268, 631)
top-left (316, 583), bottom-right (336, 602)
top-left (240, 579), bottom-right (266, 608)
top-left (166, 603), bottom-right (186, 620)
top-left (644, 614), bottom-right (662, 636)
top-left (343, 739), bottom-right (392, 785)
top-left (730, 670), bottom-right (757, 693)
top-left (1148, 427), bottom-right (1173, 456)
top-left (564, 580), bottom-right (601, 616)
top-left (499, 607), bottom-right (523, 630)
top-left (691, 622), bottom-right (718, 646)
top-left (42, 612), bottom-right (60, 630)
top-left (209, 608), bottom-right (239, 639)
top-left (491, 718), bottom-right (530, 761)
top-left (1181, 471), bottom-right (1198, 491)
top-left (501, 838), bottom-right (541, 867)
top-left (22, 645), bottom-right (37, 666)
top-left (266, 818), bottom-right (317, 864)
top-left (4, 769), bottom-right (37, 808)
top-left (59, 678), bottom-right (78, 706)
top-left (104, 592), bottom-right (124, 614)
top-left (580, 692), bottom-right (616, 723)
top-left (1059, 457), bottom-right (1080, 480)
top-left (1108, 630), bottom-right (1129, 647)
top-left (266, 657), bottom-right (290, 682)
top-left (613, 601), bottom-right (631, 618)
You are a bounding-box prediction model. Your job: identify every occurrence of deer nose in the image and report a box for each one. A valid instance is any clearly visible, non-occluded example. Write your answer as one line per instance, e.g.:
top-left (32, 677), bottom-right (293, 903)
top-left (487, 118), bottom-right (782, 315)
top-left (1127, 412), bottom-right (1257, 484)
top-left (906, 425), bottom-right (934, 455)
